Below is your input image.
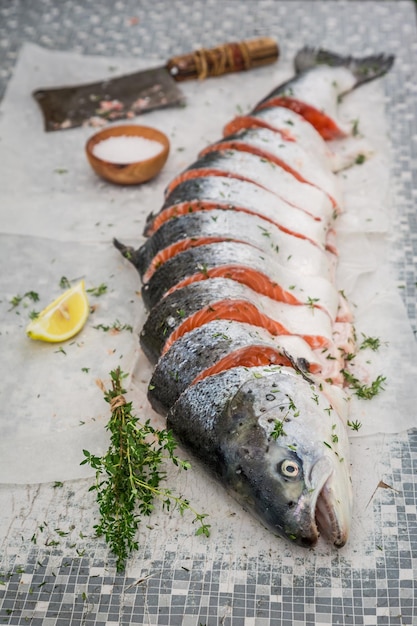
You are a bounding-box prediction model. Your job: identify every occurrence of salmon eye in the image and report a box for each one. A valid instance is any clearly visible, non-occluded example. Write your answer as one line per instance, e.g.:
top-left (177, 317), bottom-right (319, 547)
top-left (279, 459), bottom-right (300, 480)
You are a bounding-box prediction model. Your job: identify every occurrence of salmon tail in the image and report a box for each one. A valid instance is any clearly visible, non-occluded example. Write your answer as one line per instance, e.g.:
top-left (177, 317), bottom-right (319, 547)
top-left (294, 47), bottom-right (395, 88)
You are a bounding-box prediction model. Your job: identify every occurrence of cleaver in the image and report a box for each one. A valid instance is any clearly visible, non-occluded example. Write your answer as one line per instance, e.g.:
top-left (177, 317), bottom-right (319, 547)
top-left (33, 37), bottom-right (279, 132)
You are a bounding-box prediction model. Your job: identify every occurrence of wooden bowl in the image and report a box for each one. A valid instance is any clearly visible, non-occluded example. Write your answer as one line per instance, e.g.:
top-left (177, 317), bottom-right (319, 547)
top-left (85, 124), bottom-right (170, 185)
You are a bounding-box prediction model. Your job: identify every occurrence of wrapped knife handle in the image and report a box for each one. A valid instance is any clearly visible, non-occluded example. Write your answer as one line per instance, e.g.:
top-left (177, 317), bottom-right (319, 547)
top-left (166, 37), bottom-right (279, 81)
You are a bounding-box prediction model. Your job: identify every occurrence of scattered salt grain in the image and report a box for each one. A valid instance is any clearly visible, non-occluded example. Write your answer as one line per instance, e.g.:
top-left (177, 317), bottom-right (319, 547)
top-left (92, 135), bottom-right (164, 164)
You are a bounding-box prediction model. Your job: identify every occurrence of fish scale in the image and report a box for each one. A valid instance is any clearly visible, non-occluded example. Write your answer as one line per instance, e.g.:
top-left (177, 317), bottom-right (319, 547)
top-left (116, 47), bottom-right (394, 548)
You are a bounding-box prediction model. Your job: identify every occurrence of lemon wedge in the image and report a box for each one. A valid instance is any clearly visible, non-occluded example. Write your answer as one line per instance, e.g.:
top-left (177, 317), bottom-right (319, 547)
top-left (26, 280), bottom-right (89, 343)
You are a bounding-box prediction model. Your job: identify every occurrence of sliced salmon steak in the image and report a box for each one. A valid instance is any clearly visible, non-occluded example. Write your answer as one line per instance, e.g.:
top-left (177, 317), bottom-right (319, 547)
top-left (116, 208), bottom-right (334, 283)
top-left (141, 241), bottom-right (339, 320)
top-left (200, 127), bottom-right (342, 209)
top-left (140, 277), bottom-right (334, 364)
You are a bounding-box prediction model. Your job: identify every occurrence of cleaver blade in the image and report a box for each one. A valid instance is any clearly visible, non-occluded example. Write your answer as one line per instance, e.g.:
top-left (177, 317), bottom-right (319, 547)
top-left (33, 37), bottom-right (279, 132)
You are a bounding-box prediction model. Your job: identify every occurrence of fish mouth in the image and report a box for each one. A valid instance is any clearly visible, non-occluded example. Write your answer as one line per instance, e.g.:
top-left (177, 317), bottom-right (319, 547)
top-left (308, 459), bottom-right (351, 548)
top-left (315, 478), bottom-right (349, 547)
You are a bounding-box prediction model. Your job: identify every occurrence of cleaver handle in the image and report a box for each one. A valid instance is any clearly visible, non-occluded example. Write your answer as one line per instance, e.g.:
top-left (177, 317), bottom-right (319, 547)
top-left (166, 37), bottom-right (279, 82)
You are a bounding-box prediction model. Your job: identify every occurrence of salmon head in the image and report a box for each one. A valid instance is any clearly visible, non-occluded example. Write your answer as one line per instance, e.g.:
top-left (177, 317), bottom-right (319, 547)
top-left (217, 366), bottom-right (353, 548)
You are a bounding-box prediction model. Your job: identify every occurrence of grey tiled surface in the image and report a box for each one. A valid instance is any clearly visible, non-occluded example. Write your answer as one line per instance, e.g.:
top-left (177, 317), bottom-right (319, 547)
top-left (1, 1), bottom-right (417, 625)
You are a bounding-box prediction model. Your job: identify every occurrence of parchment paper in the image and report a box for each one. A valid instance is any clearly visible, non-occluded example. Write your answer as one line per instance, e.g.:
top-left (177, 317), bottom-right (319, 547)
top-left (0, 43), bottom-right (416, 485)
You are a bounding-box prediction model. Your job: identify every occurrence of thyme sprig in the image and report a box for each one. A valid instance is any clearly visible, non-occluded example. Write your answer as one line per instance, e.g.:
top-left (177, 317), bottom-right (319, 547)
top-left (81, 367), bottom-right (210, 571)
top-left (341, 369), bottom-right (386, 399)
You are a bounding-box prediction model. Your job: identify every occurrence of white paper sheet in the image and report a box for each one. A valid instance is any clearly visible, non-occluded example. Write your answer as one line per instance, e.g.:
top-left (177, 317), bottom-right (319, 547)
top-left (0, 43), bottom-right (416, 486)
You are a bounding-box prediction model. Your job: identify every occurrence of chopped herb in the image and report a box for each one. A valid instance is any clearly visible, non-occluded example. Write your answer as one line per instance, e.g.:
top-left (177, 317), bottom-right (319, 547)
top-left (9, 294), bottom-right (22, 308)
top-left (355, 154), bottom-right (366, 165)
top-left (258, 226), bottom-right (271, 238)
top-left (342, 370), bottom-right (386, 400)
top-left (359, 334), bottom-right (383, 351)
top-left (311, 392), bottom-right (319, 405)
top-left (306, 296), bottom-right (320, 309)
top-left (271, 419), bottom-right (286, 440)
top-left (287, 396), bottom-right (299, 417)
top-left (93, 320), bottom-right (133, 333)
top-left (352, 118), bottom-right (360, 136)
top-left (87, 283), bottom-right (108, 297)
top-left (59, 276), bottom-right (71, 289)
top-left (347, 419), bottom-right (362, 431)
top-left (8, 291), bottom-right (40, 310)
top-left (25, 291), bottom-right (40, 302)
top-left (197, 263), bottom-right (209, 277)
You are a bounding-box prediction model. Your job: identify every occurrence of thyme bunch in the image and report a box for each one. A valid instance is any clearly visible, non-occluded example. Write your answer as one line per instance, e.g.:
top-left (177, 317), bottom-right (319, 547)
top-left (82, 367), bottom-right (210, 571)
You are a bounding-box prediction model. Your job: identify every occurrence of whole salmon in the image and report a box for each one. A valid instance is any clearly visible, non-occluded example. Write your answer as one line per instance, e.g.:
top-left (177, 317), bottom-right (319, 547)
top-left (116, 47), bottom-right (394, 548)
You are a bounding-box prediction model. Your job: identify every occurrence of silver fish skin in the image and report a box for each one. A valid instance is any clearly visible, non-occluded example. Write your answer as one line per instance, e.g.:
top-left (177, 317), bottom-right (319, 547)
top-left (167, 365), bottom-right (352, 548)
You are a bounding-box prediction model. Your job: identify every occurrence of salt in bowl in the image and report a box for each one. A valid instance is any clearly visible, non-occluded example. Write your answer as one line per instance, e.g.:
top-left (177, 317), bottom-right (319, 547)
top-left (85, 124), bottom-right (170, 185)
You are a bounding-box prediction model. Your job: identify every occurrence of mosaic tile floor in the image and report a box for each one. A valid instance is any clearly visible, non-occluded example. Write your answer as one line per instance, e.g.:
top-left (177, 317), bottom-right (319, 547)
top-left (1, 1), bottom-right (417, 625)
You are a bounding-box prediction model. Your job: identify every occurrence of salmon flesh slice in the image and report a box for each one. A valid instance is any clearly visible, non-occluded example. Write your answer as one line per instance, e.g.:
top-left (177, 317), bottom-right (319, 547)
top-left (116, 47), bottom-right (394, 548)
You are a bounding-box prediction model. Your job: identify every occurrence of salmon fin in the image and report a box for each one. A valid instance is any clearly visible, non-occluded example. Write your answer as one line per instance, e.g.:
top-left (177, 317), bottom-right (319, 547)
top-left (113, 238), bottom-right (138, 265)
top-left (281, 349), bottom-right (315, 385)
top-left (294, 47), bottom-right (395, 89)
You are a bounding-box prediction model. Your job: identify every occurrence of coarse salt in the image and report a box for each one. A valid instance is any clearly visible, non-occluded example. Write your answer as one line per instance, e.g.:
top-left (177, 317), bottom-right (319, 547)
top-left (92, 135), bottom-right (164, 164)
